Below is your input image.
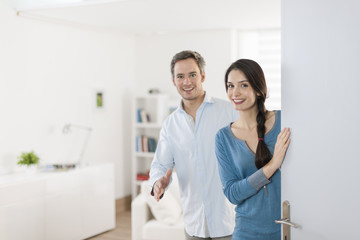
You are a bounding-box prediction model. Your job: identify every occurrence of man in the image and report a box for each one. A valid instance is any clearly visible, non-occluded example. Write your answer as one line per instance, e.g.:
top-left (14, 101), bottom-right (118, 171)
top-left (149, 50), bottom-right (238, 239)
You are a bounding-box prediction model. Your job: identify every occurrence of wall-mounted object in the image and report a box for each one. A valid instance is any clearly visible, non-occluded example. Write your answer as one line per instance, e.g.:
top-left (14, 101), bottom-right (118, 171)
top-left (96, 91), bottom-right (103, 108)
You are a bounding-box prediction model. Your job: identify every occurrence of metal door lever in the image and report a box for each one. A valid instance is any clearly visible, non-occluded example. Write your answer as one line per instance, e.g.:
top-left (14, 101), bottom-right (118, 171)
top-left (275, 201), bottom-right (300, 240)
top-left (275, 218), bottom-right (299, 228)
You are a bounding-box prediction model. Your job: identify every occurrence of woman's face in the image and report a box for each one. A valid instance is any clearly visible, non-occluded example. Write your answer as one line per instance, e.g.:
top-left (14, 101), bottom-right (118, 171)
top-left (226, 69), bottom-right (258, 112)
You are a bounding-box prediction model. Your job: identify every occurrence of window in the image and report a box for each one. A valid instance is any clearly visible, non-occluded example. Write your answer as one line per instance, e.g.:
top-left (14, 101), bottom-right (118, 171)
top-left (238, 29), bottom-right (281, 110)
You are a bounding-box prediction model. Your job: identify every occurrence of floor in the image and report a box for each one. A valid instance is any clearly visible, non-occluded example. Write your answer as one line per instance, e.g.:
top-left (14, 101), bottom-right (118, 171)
top-left (87, 210), bottom-right (132, 240)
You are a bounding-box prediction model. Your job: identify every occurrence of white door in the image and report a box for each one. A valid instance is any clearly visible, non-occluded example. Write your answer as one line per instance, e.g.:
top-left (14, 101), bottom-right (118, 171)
top-left (281, 0), bottom-right (360, 239)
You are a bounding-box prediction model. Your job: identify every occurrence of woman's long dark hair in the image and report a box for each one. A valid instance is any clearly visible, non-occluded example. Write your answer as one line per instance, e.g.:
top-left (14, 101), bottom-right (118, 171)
top-left (225, 59), bottom-right (272, 169)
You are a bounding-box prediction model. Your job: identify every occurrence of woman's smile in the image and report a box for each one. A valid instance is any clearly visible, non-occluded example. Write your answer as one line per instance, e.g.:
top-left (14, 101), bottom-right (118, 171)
top-left (233, 98), bottom-right (245, 104)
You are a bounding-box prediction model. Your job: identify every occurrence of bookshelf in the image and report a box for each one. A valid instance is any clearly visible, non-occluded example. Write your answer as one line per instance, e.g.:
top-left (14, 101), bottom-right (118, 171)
top-left (131, 94), bottom-right (171, 198)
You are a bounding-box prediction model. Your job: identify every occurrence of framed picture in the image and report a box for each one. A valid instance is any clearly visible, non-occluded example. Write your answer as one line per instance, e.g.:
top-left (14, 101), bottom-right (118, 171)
top-left (96, 92), bottom-right (103, 108)
top-left (93, 87), bottom-right (105, 111)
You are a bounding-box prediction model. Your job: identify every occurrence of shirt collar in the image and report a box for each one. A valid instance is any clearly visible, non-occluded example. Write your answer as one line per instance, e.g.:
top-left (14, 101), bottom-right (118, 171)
top-left (176, 91), bottom-right (214, 113)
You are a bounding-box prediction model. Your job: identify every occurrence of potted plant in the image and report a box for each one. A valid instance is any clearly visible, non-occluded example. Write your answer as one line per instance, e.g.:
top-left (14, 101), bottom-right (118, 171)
top-left (17, 151), bottom-right (40, 174)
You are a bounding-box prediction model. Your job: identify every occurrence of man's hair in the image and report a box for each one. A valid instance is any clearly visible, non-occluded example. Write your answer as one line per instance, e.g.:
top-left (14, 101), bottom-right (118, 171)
top-left (170, 50), bottom-right (206, 77)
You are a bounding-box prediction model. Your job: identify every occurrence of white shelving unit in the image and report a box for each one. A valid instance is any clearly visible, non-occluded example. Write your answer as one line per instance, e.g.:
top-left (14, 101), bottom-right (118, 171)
top-left (131, 94), bottom-right (171, 199)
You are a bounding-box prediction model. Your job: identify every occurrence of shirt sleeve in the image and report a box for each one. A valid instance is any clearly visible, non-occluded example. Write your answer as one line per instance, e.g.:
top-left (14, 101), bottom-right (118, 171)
top-left (149, 122), bottom-right (175, 187)
top-left (215, 131), bottom-right (270, 205)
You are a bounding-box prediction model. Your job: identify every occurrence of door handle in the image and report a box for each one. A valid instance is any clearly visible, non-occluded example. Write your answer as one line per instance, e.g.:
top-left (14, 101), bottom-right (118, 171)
top-left (275, 218), bottom-right (299, 228)
top-left (275, 201), bottom-right (300, 240)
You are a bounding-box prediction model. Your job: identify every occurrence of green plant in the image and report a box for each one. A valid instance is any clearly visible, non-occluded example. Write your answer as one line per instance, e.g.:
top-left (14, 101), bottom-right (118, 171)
top-left (17, 151), bottom-right (40, 166)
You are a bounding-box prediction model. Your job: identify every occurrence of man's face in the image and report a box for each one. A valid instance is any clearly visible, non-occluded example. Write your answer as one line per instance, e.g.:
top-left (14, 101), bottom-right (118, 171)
top-left (172, 58), bottom-right (205, 101)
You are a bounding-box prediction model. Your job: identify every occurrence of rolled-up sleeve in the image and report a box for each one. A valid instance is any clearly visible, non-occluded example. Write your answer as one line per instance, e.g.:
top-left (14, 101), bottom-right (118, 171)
top-left (149, 122), bottom-right (175, 187)
top-left (215, 131), bottom-right (270, 205)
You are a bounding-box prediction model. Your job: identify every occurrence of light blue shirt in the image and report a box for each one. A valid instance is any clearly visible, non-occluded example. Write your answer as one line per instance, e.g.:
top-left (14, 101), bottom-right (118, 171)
top-left (150, 93), bottom-right (238, 238)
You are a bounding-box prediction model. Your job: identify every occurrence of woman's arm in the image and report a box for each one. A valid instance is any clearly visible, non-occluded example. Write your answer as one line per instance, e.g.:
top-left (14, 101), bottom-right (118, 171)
top-left (215, 132), bottom-right (269, 205)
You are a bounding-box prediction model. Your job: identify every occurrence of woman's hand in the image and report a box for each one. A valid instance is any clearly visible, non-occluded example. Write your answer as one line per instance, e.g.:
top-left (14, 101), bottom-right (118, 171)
top-left (263, 128), bottom-right (291, 179)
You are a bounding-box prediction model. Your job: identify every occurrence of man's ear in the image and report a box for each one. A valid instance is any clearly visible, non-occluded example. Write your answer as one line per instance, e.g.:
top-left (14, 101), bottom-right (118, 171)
top-left (201, 72), bottom-right (205, 83)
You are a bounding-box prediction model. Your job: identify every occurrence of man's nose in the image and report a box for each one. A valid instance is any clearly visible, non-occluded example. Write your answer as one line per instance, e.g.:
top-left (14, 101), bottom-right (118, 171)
top-left (183, 76), bottom-right (191, 84)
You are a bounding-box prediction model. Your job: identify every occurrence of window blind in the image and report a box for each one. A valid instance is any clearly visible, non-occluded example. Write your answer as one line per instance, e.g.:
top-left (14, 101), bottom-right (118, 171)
top-left (238, 29), bottom-right (281, 110)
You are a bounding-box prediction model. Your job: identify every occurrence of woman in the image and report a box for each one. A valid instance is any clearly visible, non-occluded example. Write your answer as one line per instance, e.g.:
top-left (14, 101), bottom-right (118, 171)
top-left (215, 59), bottom-right (290, 240)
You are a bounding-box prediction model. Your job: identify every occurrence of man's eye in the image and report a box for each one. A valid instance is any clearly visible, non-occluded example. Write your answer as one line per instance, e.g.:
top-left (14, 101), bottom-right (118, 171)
top-left (177, 75), bottom-right (184, 79)
top-left (190, 73), bottom-right (196, 78)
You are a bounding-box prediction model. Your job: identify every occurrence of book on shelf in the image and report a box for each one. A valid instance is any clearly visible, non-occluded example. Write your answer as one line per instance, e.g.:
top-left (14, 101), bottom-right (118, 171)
top-left (136, 135), bottom-right (157, 153)
top-left (136, 172), bottom-right (149, 181)
top-left (148, 138), bottom-right (156, 152)
top-left (142, 136), bottom-right (148, 152)
top-left (137, 109), bottom-right (151, 123)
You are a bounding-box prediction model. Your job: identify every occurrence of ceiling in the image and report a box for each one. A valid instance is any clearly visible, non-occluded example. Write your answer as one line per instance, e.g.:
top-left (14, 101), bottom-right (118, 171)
top-left (9, 0), bottom-right (280, 35)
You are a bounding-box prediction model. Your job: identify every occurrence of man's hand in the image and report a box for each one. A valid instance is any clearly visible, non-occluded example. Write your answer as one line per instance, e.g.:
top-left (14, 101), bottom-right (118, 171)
top-left (153, 169), bottom-right (172, 202)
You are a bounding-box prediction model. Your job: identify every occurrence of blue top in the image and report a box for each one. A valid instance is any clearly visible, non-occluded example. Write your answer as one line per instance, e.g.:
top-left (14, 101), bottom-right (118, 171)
top-left (215, 111), bottom-right (281, 240)
top-left (150, 93), bottom-right (239, 238)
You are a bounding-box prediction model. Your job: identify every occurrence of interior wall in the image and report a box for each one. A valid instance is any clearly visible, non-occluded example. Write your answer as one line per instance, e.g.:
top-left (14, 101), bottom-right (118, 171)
top-left (0, 1), bottom-right (135, 199)
top-left (135, 30), bottom-right (237, 101)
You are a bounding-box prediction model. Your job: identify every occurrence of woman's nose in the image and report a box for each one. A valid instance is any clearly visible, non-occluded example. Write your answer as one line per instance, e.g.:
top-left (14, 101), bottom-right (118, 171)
top-left (233, 86), bottom-right (241, 95)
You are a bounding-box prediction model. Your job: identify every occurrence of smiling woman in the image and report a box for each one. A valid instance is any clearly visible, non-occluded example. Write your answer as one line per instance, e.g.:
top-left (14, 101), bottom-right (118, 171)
top-left (216, 59), bottom-right (290, 240)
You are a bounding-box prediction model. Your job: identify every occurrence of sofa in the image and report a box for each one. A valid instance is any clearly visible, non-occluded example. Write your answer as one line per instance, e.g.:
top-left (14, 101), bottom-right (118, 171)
top-left (131, 173), bottom-right (185, 240)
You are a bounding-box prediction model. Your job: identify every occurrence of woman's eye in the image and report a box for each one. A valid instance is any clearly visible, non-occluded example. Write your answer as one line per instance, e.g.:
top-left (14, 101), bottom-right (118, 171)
top-left (241, 84), bottom-right (248, 88)
top-left (227, 84), bottom-right (234, 88)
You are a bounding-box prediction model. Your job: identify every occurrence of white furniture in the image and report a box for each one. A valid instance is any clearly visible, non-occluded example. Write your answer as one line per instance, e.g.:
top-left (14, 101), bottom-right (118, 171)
top-left (0, 163), bottom-right (115, 240)
top-left (131, 174), bottom-right (185, 240)
top-left (131, 94), bottom-right (169, 199)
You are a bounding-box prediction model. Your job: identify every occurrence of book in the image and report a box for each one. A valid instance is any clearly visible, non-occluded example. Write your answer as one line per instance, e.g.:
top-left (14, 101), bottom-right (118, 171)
top-left (139, 109), bottom-right (151, 123)
top-left (137, 109), bottom-right (142, 123)
top-left (136, 173), bottom-right (149, 181)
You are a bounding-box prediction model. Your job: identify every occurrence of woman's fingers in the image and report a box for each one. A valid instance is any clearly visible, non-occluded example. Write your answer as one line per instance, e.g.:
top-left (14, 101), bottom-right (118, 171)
top-left (278, 128), bottom-right (290, 145)
top-left (278, 129), bottom-right (291, 155)
top-left (275, 128), bottom-right (291, 156)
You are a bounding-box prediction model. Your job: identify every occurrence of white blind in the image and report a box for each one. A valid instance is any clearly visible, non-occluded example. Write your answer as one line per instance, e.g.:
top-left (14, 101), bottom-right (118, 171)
top-left (237, 29), bottom-right (281, 110)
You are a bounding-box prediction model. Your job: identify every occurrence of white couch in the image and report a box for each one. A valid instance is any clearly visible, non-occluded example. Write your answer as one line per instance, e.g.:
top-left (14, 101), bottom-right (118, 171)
top-left (131, 173), bottom-right (185, 240)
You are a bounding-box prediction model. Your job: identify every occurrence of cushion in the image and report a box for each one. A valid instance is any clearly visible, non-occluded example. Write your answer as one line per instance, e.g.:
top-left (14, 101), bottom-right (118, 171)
top-left (143, 218), bottom-right (185, 240)
top-left (141, 173), bottom-right (182, 225)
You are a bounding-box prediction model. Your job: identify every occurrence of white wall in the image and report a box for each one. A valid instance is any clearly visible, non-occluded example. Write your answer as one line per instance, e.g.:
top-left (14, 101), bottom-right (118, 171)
top-left (0, 1), bottom-right (135, 198)
top-left (135, 30), bottom-right (237, 101)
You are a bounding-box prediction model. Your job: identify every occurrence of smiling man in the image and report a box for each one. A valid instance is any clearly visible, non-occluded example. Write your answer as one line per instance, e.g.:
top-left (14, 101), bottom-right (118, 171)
top-left (149, 50), bottom-right (238, 240)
